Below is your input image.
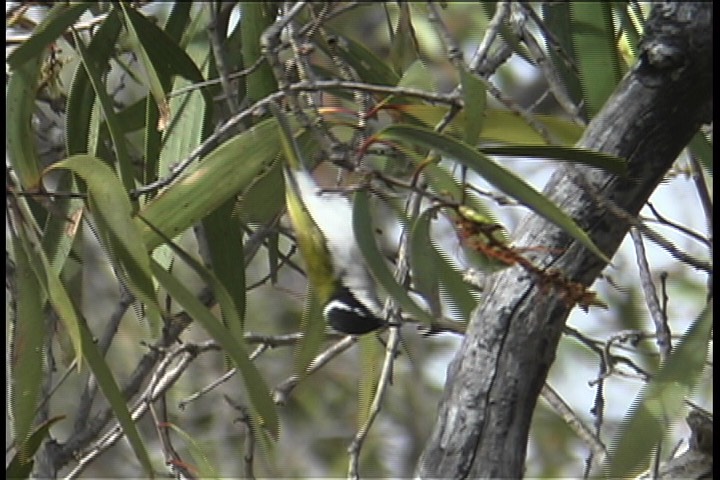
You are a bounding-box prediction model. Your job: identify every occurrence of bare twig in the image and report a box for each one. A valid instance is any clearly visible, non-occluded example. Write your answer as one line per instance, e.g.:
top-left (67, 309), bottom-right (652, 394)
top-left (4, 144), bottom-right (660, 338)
top-left (272, 335), bottom-right (358, 405)
top-left (540, 384), bottom-right (607, 470)
top-left (630, 228), bottom-right (672, 361)
top-left (467, 1), bottom-right (511, 75)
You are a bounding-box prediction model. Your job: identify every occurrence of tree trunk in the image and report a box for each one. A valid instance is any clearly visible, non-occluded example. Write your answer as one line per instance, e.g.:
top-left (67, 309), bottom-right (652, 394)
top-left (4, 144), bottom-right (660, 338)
top-left (416, 3), bottom-right (712, 478)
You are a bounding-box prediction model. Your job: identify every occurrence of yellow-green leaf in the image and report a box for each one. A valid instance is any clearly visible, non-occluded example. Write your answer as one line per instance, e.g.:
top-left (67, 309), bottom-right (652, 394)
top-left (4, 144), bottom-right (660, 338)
top-left (46, 155), bottom-right (162, 331)
top-left (137, 117), bottom-right (281, 251)
top-left (9, 234), bottom-right (46, 463)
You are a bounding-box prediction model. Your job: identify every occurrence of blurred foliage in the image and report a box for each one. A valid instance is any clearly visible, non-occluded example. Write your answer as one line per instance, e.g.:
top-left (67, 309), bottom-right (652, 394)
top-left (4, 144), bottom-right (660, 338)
top-left (5, 2), bottom-right (711, 478)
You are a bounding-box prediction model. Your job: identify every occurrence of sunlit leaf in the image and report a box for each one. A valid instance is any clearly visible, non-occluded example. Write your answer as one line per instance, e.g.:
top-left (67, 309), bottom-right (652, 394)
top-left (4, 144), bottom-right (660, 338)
top-left (137, 118), bottom-right (281, 251)
top-left (7, 2), bottom-right (90, 69)
top-left (46, 155), bottom-right (162, 331)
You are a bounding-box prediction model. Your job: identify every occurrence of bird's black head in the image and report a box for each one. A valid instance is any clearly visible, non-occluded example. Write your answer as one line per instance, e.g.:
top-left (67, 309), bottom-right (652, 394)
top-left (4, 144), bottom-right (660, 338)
top-left (323, 286), bottom-right (385, 335)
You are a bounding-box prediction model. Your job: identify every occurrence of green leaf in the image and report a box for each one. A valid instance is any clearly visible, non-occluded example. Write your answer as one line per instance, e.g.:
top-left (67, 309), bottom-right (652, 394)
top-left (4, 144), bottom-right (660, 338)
top-left (13, 193), bottom-right (152, 474)
top-left (397, 59), bottom-right (436, 93)
top-left (293, 285), bottom-right (327, 378)
top-left (7, 2), bottom-right (90, 69)
top-left (165, 423), bottom-right (220, 479)
top-left (393, 105), bottom-right (584, 146)
top-left (202, 200), bottom-right (247, 335)
top-left (376, 124), bottom-right (612, 263)
top-left (480, 145), bottom-right (627, 176)
top-left (409, 210), bottom-right (441, 317)
top-left (77, 311), bottom-right (154, 474)
top-left (235, 159), bottom-right (286, 224)
top-left (605, 303), bottom-right (713, 478)
top-left (10, 196), bottom-right (83, 368)
top-left (436, 249), bottom-right (477, 322)
top-left (570, 2), bottom-right (622, 118)
top-left (389, 2), bottom-right (420, 74)
top-left (353, 190), bottom-right (434, 326)
top-left (72, 29), bottom-right (136, 193)
top-left (9, 235), bottom-right (46, 463)
top-left (152, 261), bottom-right (279, 439)
top-left (320, 27), bottom-right (400, 86)
top-left (358, 334), bottom-right (383, 428)
top-left (541, 2), bottom-right (584, 119)
top-left (65, 9), bottom-right (122, 156)
top-left (688, 131), bottom-right (713, 174)
top-left (46, 155), bottom-right (162, 331)
top-left (460, 68), bottom-right (486, 146)
top-left (6, 54), bottom-right (43, 190)
top-left (137, 117), bottom-right (281, 251)
top-left (119, 4), bottom-right (213, 127)
top-left (241, 2), bottom-right (278, 102)
top-left (6, 416), bottom-right (65, 480)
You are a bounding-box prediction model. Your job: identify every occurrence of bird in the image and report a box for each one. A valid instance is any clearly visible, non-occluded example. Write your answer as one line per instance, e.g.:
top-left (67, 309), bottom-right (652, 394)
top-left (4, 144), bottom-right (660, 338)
top-left (283, 164), bottom-right (386, 335)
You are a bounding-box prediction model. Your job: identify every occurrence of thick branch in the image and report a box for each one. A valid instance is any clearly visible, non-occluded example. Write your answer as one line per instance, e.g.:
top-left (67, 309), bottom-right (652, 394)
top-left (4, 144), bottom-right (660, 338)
top-left (416, 3), bottom-right (712, 478)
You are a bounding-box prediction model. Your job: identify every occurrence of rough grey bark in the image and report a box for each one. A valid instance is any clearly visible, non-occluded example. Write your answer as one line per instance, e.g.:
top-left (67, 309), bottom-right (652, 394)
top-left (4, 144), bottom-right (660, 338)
top-left (416, 3), bottom-right (712, 478)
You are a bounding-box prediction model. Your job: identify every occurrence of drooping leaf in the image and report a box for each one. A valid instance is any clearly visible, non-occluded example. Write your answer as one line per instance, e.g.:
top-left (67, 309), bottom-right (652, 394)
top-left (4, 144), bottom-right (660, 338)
top-left (460, 67), bottom-right (486, 146)
top-left (241, 2), bottom-right (278, 102)
top-left (605, 303), bottom-right (713, 477)
top-left (375, 124), bottom-right (612, 263)
top-left (6, 416), bottom-right (65, 479)
top-left (480, 145), bottom-right (627, 176)
top-left (353, 190), bottom-right (434, 326)
top-left (409, 210), bottom-right (441, 317)
top-left (152, 261), bottom-right (279, 439)
top-left (7, 2), bottom-right (90, 69)
top-left (9, 235), bottom-right (46, 463)
top-left (570, 2), bottom-right (622, 119)
top-left (137, 117), bottom-right (281, 251)
top-left (46, 155), bottom-right (162, 331)
top-left (72, 30), bottom-right (135, 193)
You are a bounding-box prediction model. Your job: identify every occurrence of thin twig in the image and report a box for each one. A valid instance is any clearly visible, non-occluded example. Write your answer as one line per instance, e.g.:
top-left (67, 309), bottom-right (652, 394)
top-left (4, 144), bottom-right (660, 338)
top-left (272, 335), bottom-right (358, 405)
top-left (541, 383), bottom-right (607, 470)
top-left (467, 1), bottom-right (511, 75)
top-left (630, 228), bottom-right (672, 362)
top-left (347, 327), bottom-right (401, 479)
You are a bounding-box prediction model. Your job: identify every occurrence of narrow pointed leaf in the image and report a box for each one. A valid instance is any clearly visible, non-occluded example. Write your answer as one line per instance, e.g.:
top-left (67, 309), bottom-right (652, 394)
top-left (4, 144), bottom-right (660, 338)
top-left (358, 334), bottom-right (382, 428)
top-left (46, 155), bottom-right (162, 330)
top-left (77, 312), bottom-right (154, 474)
top-left (9, 235), bottom-right (46, 462)
top-left (7, 2), bottom-right (90, 69)
top-left (72, 30), bottom-right (135, 193)
top-left (460, 68), bottom-right (486, 146)
top-left (481, 145), bottom-right (627, 176)
top-left (6, 416), bottom-right (65, 479)
top-left (137, 117), bottom-right (281, 250)
top-left (6, 55), bottom-right (43, 190)
top-left (353, 190), bottom-right (434, 326)
top-left (152, 261), bottom-right (279, 439)
top-left (241, 2), bottom-right (278, 102)
top-left (606, 303), bottom-right (713, 477)
top-left (409, 210), bottom-right (441, 317)
top-left (376, 124), bottom-right (611, 263)
top-left (570, 2), bottom-right (622, 118)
